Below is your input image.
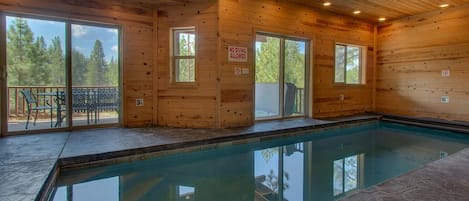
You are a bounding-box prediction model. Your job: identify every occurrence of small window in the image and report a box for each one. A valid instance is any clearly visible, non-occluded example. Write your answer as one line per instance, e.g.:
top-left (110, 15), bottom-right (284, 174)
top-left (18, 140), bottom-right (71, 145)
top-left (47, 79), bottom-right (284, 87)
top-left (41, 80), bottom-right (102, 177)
top-left (171, 27), bottom-right (196, 83)
top-left (333, 154), bottom-right (361, 196)
top-left (334, 44), bottom-right (365, 84)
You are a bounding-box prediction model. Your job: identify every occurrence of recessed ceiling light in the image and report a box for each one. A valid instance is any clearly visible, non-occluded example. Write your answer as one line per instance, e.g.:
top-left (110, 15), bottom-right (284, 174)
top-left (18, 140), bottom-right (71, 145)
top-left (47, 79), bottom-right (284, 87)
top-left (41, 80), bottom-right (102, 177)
top-left (323, 2), bottom-right (331, 6)
top-left (439, 4), bottom-right (449, 8)
top-left (378, 17), bottom-right (386, 22)
top-left (353, 10), bottom-right (361, 14)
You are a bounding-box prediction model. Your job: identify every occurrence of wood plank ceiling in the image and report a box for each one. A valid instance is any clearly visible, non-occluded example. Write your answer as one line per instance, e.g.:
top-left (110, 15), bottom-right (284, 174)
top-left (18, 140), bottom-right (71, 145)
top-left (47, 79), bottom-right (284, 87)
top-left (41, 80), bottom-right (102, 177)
top-left (288, 0), bottom-right (469, 23)
top-left (145, 0), bottom-right (469, 23)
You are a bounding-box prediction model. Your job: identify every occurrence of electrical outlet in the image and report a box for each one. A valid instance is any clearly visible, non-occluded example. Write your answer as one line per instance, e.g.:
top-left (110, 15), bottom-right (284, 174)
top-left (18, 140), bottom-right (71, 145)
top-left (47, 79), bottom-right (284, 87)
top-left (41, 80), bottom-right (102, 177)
top-left (136, 98), bottom-right (144, 106)
top-left (339, 94), bottom-right (344, 101)
top-left (440, 96), bottom-right (449, 103)
top-left (441, 69), bottom-right (450, 77)
top-left (234, 67), bottom-right (242, 75)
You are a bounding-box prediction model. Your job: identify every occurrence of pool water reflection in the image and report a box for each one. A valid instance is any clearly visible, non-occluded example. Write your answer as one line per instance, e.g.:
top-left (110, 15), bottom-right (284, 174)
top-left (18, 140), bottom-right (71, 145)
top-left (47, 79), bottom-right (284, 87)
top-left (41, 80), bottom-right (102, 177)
top-left (50, 122), bottom-right (469, 201)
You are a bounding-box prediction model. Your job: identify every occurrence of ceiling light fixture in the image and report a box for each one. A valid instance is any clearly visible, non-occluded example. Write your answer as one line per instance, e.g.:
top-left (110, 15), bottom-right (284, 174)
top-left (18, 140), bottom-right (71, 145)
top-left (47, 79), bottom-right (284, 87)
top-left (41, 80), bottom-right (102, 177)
top-left (353, 10), bottom-right (361, 14)
top-left (323, 2), bottom-right (331, 6)
top-left (378, 17), bottom-right (386, 22)
top-left (439, 4), bottom-right (449, 8)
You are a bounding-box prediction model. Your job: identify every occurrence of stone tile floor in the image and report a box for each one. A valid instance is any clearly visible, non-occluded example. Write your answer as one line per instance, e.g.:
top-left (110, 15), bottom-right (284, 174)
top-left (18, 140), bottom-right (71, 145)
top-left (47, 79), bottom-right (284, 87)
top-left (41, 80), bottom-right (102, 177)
top-left (340, 148), bottom-right (469, 201)
top-left (0, 133), bottom-right (68, 201)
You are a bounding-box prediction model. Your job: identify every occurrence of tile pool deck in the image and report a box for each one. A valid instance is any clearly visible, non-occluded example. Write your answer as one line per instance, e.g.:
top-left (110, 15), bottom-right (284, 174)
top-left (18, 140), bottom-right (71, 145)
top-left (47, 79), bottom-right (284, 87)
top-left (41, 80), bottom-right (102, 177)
top-left (1, 114), bottom-right (468, 201)
top-left (341, 148), bottom-right (469, 201)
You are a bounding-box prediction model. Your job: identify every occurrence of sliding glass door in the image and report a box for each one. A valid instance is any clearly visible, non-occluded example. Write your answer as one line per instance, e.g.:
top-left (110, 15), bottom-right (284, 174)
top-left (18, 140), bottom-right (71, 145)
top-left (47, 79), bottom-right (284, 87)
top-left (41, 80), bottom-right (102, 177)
top-left (1, 14), bottom-right (120, 134)
top-left (5, 16), bottom-right (67, 132)
top-left (255, 33), bottom-right (308, 120)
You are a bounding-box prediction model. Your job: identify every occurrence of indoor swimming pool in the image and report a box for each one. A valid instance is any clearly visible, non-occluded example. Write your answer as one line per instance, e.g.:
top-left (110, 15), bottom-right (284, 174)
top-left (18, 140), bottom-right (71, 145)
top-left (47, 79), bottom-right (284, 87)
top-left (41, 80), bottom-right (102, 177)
top-left (49, 121), bottom-right (469, 201)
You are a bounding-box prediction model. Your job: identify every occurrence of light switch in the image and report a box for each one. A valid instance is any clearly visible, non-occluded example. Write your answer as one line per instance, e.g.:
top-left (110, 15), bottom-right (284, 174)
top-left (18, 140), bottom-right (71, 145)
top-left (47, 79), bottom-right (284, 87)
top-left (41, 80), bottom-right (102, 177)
top-left (440, 96), bottom-right (449, 103)
top-left (242, 68), bottom-right (249, 75)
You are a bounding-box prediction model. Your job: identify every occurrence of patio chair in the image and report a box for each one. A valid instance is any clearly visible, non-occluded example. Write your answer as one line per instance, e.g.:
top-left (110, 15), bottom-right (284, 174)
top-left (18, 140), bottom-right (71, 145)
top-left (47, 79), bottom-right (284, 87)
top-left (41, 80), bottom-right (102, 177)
top-left (20, 90), bottom-right (54, 129)
top-left (284, 83), bottom-right (297, 116)
top-left (96, 88), bottom-right (119, 121)
top-left (72, 88), bottom-right (97, 124)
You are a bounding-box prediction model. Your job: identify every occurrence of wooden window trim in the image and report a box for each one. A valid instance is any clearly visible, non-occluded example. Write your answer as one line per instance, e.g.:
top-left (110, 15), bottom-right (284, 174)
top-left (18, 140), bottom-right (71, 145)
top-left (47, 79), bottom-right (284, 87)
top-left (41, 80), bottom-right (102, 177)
top-left (333, 43), bottom-right (366, 86)
top-left (170, 27), bottom-right (197, 86)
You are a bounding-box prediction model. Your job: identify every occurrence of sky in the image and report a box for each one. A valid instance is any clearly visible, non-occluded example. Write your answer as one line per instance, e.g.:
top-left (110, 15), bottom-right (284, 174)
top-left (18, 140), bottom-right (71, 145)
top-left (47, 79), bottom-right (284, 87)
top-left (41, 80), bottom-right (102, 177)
top-left (6, 16), bottom-right (118, 63)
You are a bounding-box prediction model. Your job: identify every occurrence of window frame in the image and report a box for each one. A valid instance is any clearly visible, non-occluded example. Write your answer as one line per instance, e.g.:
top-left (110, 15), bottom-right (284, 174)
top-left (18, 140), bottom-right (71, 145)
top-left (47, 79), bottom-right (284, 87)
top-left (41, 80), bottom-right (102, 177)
top-left (254, 32), bottom-right (310, 121)
top-left (334, 43), bottom-right (366, 85)
top-left (333, 154), bottom-right (364, 197)
top-left (170, 26), bottom-right (197, 85)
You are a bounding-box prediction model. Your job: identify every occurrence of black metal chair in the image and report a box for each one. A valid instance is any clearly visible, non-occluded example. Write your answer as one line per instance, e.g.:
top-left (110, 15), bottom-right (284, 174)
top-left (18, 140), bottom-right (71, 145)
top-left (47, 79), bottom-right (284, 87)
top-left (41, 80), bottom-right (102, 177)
top-left (96, 88), bottom-right (119, 121)
top-left (284, 83), bottom-right (297, 116)
top-left (20, 90), bottom-right (54, 129)
top-left (54, 91), bottom-right (67, 127)
top-left (72, 88), bottom-right (97, 124)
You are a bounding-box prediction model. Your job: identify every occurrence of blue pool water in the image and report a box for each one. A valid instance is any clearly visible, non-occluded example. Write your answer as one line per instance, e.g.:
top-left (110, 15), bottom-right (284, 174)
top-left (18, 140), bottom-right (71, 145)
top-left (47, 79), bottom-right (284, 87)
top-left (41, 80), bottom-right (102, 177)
top-left (50, 122), bottom-right (469, 201)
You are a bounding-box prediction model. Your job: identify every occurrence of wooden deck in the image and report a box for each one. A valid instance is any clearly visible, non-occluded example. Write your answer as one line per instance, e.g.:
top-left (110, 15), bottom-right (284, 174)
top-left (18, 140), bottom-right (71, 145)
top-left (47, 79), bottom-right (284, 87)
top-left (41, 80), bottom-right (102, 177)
top-left (8, 113), bottom-right (118, 132)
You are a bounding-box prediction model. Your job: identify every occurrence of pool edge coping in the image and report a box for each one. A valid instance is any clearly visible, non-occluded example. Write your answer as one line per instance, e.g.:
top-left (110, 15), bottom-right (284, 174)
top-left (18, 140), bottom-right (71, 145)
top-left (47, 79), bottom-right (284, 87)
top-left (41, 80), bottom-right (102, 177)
top-left (39, 115), bottom-right (469, 201)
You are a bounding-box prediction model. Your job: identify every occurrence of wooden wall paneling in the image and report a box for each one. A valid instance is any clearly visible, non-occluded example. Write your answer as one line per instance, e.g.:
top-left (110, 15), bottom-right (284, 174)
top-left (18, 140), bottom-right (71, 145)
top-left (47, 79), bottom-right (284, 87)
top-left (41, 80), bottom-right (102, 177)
top-left (376, 4), bottom-right (469, 122)
top-left (153, 7), bottom-right (159, 125)
top-left (218, 0), bottom-right (374, 127)
top-left (157, 96), bottom-right (217, 128)
top-left (0, 0), bottom-right (156, 127)
top-left (372, 25), bottom-right (378, 111)
top-left (156, 0), bottom-right (219, 128)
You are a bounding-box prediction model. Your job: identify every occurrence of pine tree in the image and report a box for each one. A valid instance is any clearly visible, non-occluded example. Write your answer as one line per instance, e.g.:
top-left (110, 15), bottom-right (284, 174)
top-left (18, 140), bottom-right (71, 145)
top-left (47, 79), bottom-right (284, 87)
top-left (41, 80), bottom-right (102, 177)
top-left (255, 37), bottom-right (305, 88)
top-left (284, 40), bottom-right (305, 88)
top-left (86, 40), bottom-right (107, 86)
top-left (72, 49), bottom-right (88, 86)
top-left (176, 33), bottom-right (195, 82)
top-left (30, 36), bottom-right (50, 85)
top-left (48, 36), bottom-right (65, 86)
top-left (345, 46), bottom-right (360, 84)
top-left (6, 17), bottom-right (35, 86)
top-left (255, 37), bottom-right (280, 83)
top-left (106, 57), bottom-right (118, 86)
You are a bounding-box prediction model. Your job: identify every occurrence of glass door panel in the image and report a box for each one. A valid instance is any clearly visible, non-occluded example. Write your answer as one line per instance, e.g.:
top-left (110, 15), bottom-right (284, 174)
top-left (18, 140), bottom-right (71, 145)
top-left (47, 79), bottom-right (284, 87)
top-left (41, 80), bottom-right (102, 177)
top-left (6, 16), bottom-right (67, 131)
top-left (255, 34), bottom-right (281, 119)
top-left (284, 39), bottom-right (306, 117)
top-left (283, 143), bottom-right (304, 201)
top-left (71, 24), bottom-right (119, 126)
top-left (254, 147), bottom-right (280, 199)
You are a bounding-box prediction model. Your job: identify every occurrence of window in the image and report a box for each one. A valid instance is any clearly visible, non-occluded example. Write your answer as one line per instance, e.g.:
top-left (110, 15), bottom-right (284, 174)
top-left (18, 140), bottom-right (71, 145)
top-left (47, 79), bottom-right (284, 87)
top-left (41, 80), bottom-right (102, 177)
top-left (334, 44), bottom-right (365, 84)
top-left (176, 185), bottom-right (195, 200)
top-left (333, 154), bottom-right (363, 196)
top-left (171, 27), bottom-right (196, 83)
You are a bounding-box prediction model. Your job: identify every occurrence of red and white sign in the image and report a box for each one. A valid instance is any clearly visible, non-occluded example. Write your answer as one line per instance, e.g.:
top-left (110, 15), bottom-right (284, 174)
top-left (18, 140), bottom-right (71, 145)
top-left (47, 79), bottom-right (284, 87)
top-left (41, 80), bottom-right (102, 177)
top-left (228, 46), bottom-right (248, 62)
